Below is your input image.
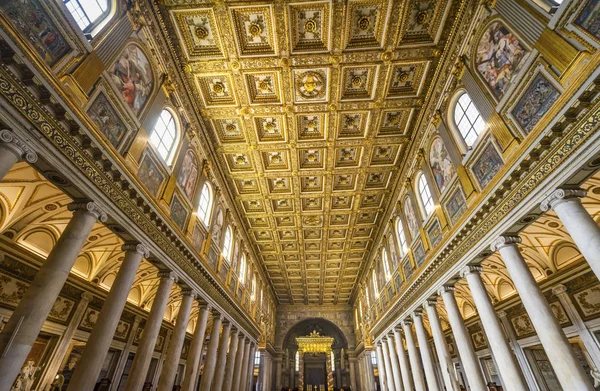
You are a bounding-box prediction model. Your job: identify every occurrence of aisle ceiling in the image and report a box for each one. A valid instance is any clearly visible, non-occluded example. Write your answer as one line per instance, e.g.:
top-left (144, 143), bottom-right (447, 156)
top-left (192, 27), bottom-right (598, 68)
top-left (161, 0), bottom-right (458, 304)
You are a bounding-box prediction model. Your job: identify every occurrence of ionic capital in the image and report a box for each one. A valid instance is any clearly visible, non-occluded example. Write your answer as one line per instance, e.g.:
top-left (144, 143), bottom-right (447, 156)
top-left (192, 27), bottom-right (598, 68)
top-left (552, 284), bottom-right (568, 296)
top-left (423, 298), bottom-right (438, 309)
top-left (68, 201), bottom-right (108, 222)
top-left (81, 291), bottom-right (94, 301)
top-left (0, 129), bottom-right (38, 163)
top-left (401, 318), bottom-right (413, 327)
top-left (181, 289), bottom-right (197, 299)
top-left (198, 303), bottom-right (212, 312)
top-left (158, 270), bottom-right (178, 282)
top-left (496, 310), bottom-right (507, 318)
top-left (540, 188), bottom-right (586, 212)
top-left (437, 285), bottom-right (455, 297)
top-left (122, 242), bottom-right (150, 258)
top-left (460, 265), bottom-right (483, 278)
top-left (412, 308), bottom-right (424, 319)
top-left (490, 235), bottom-right (521, 252)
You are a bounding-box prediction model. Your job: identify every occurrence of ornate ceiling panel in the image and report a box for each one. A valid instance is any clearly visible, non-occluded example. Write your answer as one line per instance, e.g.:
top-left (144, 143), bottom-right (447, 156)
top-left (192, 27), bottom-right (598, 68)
top-left (163, 0), bottom-right (456, 304)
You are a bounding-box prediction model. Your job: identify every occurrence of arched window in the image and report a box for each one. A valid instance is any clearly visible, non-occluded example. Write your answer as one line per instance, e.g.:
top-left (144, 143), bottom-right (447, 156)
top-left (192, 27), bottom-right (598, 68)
top-left (197, 183), bottom-right (213, 226)
top-left (222, 227), bottom-right (233, 262)
top-left (295, 351), bottom-right (300, 372)
top-left (382, 248), bottom-right (391, 282)
top-left (251, 275), bottom-right (257, 300)
top-left (395, 218), bottom-right (408, 257)
top-left (365, 287), bottom-right (370, 307)
top-left (64, 0), bottom-right (110, 33)
top-left (239, 254), bottom-right (247, 283)
top-left (417, 173), bottom-right (435, 217)
top-left (150, 109), bottom-right (180, 165)
top-left (331, 351), bottom-right (335, 369)
top-left (372, 270), bottom-right (379, 298)
top-left (454, 92), bottom-right (485, 148)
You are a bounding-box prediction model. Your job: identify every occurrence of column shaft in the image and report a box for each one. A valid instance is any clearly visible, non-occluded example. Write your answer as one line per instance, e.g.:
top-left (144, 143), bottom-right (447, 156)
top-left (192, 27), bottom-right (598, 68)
top-left (463, 267), bottom-right (528, 390)
top-left (110, 315), bottom-right (143, 391)
top-left (0, 129), bottom-right (37, 181)
top-left (211, 321), bottom-right (233, 391)
top-left (424, 300), bottom-right (460, 391)
top-left (239, 341), bottom-right (252, 391)
top-left (366, 351), bottom-right (377, 391)
top-left (157, 291), bottom-right (195, 391)
top-left (385, 335), bottom-right (404, 390)
top-left (542, 189), bottom-right (600, 280)
top-left (181, 305), bottom-right (210, 391)
top-left (198, 313), bottom-right (223, 390)
top-left (393, 327), bottom-right (414, 391)
top-left (125, 272), bottom-right (175, 390)
top-left (492, 237), bottom-right (594, 390)
top-left (233, 339), bottom-right (249, 390)
top-left (0, 202), bottom-right (105, 390)
top-left (349, 357), bottom-right (358, 391)
top-left (380, 340), bottom-right (397, 391)
top-left (403, 321), bottom-right (427, 391)
top-left (222, 331), bottom-right (241, 391)
top-left (440, 286), bottom-right (487, 390)
top-left (67, 244), bottom-right (147, 391)
top-left (413, 313), bottom-right (441, 391)
top-left (245, 343), bottom-right (257, 391)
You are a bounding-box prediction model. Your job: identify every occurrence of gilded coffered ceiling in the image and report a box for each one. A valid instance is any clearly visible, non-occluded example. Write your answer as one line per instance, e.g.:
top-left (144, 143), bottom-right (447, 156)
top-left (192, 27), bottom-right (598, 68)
top-left (159, 0), bottom-right (458, 304)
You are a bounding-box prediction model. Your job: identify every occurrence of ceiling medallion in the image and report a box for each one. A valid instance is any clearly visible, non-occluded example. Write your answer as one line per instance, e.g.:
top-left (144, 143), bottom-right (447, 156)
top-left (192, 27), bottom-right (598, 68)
top-left (195, 26), bottom-right (209, 39)
top-left (296, 71), bottom-right (326, 99)
top-left (249, 22), bottom-right (263, 37)
top-left (304, 18), bottom-right (317, 33)
top-left (358, 15), bottom-right (371, 31)
top-left (416, 10), bottom-right (429, 25)
top-left (258, 80), bottom-right (272, 92)
top-left (271, 153), bottom-right (282, 163)
top-left (212, 81), bottom-right (225, 94)
top-left (351, 75), bottom-right (364, 88)
top-left (275, 179), bottom-right (285, 188)
top-left (396, 71), bottom-right (410, 83)
top-left (225, 123), bottom-right (237, 132)
top-left (345, 116), bottom-right (356, 127)
top-left (307, 152), bottom-right (317, 162)
top-left (264, 121), bottom-right (276, 132)
top-left (306, 119), bottom-right (317, 128)
top-left (235, 155), bottom-right (246, 164)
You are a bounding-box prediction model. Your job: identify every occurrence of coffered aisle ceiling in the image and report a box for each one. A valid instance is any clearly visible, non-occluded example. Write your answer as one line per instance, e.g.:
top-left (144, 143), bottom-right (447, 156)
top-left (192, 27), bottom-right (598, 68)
top-left (160, 0), bottom-right (458, 304)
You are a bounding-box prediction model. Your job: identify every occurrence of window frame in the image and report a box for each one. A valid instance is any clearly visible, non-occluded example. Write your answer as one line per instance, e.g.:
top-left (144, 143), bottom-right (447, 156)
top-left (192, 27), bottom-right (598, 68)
top-left (382, 247), bottom-right (391, 282)
top-left (222, 226), bottom-right (233, 262)
top-left (63, 0), bottom-right (114, 38)
top-left (197, 182), bottom-right (214, 227)
top-left (395, 217), bottom-right (408, 257)
top-left (239, 254), bottom-right (247, 283)
top-left (450, 90), bottom-right (486, 154)
top-left (372, 270), bottom-right (379, 298)
top-left (416, 172), bottom-right (435, 218)
top-left (149, 108), bottom-right (181, 166)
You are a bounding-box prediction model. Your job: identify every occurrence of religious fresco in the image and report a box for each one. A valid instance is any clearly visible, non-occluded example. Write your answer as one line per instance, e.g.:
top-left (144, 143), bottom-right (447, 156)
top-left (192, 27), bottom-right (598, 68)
top-left (0, 0), bottom-right (70, 66)
top-left (512, 73), bottom-right (559, 134)
top-left (404, 197), bottom-right (420, 240)
top-left (445, 186), bottom-right (467, 225)
top-left (109, 44), bottom-right (154, 116)
top-left (475, 21), bottom-right (529, 100)
top-left (137, 149), bottom-right (166, 197)
top-left (211, 206), bottom-right (224, 247)
top-left (191, 222), bottom-right (206, 253)
top-left (426, 218), bottom-right (443, 248)
top-left (429, 137), bottom-right (456, 193)
top-left (60, 341), bottom-right (86, 389)
top-left (413, 240), bottom-right (426, 266)
top-left (576, 0), bottom-right (600, 40)
top-left (471, 330), bottom-right (487, 349)
top-left (87, 92), bottom-right (128, 148)
top-left (471, 142), bottom-right (504, 189)
top-left (176, 149), bottom-right (199, 200)
top-left (170, 194), bottom-right (189, 230)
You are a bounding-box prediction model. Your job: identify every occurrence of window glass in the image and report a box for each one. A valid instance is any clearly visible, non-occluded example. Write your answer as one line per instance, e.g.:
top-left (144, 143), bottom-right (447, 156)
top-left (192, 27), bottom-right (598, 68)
top-left (295, 351), bottom-right (300, 372)
top-left (64, 0), bottom-right (108, 31)
top-left (417, 174), bottom-right (435, 217)
top-left (454, 92), bottom-right (485, 148)
top-left (254, 351), bottom-right (261, 366)
top-left (150, 109), bottom-right (179, 164)
top-left (382, 248), bottom-right (391, 281)
top-left (396, 218), bottom-right (408, 256)
top-left (371, 351), bottom-right (377, 366)
top-left (222, 227), bottom-right (233, 262)
top-left (197, 183), bottom-right (213, 226)
top-left (239, 255), bottom-right (246, 283)
top-left (372, 270), bottom-right (379, 298)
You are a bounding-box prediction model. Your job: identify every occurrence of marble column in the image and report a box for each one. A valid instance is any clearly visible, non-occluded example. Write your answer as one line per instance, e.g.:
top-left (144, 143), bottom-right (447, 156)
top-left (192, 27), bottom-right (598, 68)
top-left (0, 201), bottom-right (106, 390)
top-left (439, 285), bottom-right (487, 390)
top-left (152, 329), bottom-right (173, 388)
top-left (413, 310), bottom-right (441, 391)
top-left (275, 356), bottom-right (282, 390)
top-left (385, 334), bottom-right (404, 390)
top-left (403, 320), bottom-right (427, 391)
top-left (461, 265), bottom-right (528, 391)
top-left (424, 299), bottom-right (460, 391)
top-left (233, 338), bottom-right (250, 391)
top-left (393, 326), bottom-right (414, 391)
top-left (158, 290), bottom-right (195, 391)
top-left (381, 338), bottom-right (397, 391)
top-left (110, 315), bottom-right (143, 391)
top-left (68, 244), bottom-right (148, 391)
top-left (553, 284), bottom-right (600, 373)
top-left (541, 188), bottom-right (600, 280)
top-left (491, 235), bottom-right (594, 390)
top-left (0, 129), bottom-right (37, 180)
top-left (223, 330), bottom-right (241, 391)
top-left (38, 292), bottom-right (93, 391)
top-left (198, 311), bottom-right (223, 390)
top-left (211, 320), bottom-right (232, 391)
top-left (349, 356), bottom-right (358, 391)
top-left (366, 351), bottom-right (377, 391)
top-left (238, 339), bottom-right (252, 391)
top-left (246, 342), bottom-right (257, 390)
top-left (376, 342), bottom-right (388, 391)
top-left (181, 304), bottom-right (210, 391)
top-left (125, 271), bottom-right (176, 390)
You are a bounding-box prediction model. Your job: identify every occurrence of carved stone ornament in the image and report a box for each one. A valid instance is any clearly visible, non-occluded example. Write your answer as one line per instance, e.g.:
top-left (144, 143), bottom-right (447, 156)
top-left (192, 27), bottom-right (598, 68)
top-left (459, 265), bottom-right (483, 278)
top-left (181, 289), bottom-right (197, 299)
top-left (0, 129), bottom-right (38, 163)
top-left (122, 243), bottom-right (150, 258)
top-left (158, 270), bottom-right (178, 282)
top-left (67, 201), bottom-right (108, 222)
top-left (424, 298), bottom-right (438, 309)
top-left (411, 308), bottom-right (424, 319)
top-left (551, 284), bottom-right (568, 296)
top-left (489, 235), bottom-right (522, 252)
top-left (437, 285), bottom-right (456, 296)
top-left (540, 188), bottom-right (587, 212)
